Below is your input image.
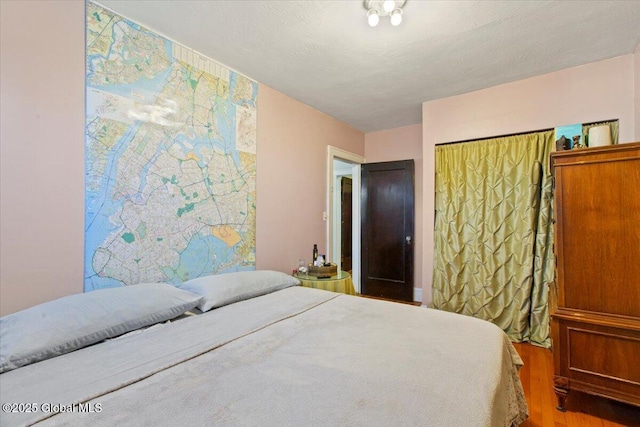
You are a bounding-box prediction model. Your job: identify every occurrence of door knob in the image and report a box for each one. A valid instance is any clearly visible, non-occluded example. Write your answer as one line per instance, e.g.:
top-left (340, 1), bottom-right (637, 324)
top-left (406, 236), bottom-right (412, 244)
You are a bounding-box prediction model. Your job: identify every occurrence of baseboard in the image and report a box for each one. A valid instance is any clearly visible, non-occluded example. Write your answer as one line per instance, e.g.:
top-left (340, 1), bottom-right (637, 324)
top-left (413, 287), bottom-right (422, 303)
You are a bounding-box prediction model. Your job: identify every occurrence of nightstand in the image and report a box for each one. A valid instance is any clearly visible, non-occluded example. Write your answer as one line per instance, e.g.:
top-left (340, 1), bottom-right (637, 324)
top-left (296, 271), bottom-right (354, 295)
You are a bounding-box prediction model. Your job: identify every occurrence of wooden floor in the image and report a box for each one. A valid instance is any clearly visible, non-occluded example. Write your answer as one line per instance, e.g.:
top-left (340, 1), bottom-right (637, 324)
top-left (513, 343), bottom-right (640, 427)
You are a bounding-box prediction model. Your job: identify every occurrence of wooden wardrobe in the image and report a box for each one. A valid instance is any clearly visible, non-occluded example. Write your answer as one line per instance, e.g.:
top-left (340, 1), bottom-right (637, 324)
top-left (550, 141), bottom-right (640, 410)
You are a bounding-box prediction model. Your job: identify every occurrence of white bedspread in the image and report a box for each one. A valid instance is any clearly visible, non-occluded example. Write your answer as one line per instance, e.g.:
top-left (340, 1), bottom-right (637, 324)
top-left (0, 287), bottom-right (528, 426)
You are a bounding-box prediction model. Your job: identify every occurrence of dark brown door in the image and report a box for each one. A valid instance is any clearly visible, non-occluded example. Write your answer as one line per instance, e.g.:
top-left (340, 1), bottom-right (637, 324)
top-left (361, 160), bottom-right (414, 302)
top-left (340, 177), bottom-right (352, 272)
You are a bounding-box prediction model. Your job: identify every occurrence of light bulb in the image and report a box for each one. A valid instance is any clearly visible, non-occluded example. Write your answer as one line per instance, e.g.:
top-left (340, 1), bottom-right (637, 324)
top-left (367, 10), bottom-right (380, 27)
top-left (390, 8), bottom-right (402, 26)
top-left (383, 0), bottom-right (395, 13)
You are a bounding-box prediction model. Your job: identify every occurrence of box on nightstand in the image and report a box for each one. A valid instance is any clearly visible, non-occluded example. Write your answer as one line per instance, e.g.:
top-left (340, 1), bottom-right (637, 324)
top-left (307, 264), bottom-right (337, 278)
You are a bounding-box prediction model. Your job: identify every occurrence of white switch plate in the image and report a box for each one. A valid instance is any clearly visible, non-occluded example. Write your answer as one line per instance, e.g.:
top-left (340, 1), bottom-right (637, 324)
top-left (322, 211), bottom-right (328, 221)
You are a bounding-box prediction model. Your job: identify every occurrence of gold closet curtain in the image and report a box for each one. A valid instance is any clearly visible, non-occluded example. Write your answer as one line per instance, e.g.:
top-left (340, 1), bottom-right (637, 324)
top-left (432, 131), bottom-right (555, 347)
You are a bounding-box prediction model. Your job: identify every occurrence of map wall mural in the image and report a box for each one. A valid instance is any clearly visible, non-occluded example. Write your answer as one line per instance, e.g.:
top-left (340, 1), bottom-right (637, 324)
top-left (85, 2), bottom-right (257, 291)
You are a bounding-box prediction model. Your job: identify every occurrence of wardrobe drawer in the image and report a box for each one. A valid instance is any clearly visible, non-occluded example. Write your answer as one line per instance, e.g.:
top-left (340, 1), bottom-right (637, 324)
top-left (556, 319), bottom-right (640, 403)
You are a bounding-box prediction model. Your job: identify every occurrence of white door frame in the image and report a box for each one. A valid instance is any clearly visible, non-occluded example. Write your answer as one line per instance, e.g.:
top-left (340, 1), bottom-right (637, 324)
top-left (327, 146), bottom-right (365, 293)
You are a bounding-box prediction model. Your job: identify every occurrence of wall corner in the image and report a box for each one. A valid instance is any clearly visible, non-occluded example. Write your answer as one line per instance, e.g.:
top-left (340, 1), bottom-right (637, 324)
top-left (634, 44), bottom-right (640, 141)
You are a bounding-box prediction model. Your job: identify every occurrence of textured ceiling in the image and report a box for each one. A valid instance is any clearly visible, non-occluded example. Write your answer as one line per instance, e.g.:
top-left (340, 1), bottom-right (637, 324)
top-left (98, 1), bottom-right (640, 133)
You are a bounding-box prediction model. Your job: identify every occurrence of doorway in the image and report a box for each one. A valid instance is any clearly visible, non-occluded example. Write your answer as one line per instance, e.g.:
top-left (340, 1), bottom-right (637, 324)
top-left (340, 176), bottom-right (352, 272)
top-left (327, 146), bottom-right (365, 293)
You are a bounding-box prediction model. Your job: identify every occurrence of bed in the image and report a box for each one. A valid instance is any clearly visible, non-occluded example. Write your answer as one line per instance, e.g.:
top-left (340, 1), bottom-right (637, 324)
top-left (0, 271), bottom-right (528, 426)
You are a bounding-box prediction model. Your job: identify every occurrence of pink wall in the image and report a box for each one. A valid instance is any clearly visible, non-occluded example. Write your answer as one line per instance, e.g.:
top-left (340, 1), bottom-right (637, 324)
top-left (365, 124), bottom-right (423, 299)
top-left (421, 54), bottom-right (638, 306)
top-left (0, 2), bottom-right (363, 315)
top-left (256, 85), bottom-right (364, 274)
top-left (1, 1), bottom-right (86, 316)
top-left (636, 45), bottom-right (640, 140)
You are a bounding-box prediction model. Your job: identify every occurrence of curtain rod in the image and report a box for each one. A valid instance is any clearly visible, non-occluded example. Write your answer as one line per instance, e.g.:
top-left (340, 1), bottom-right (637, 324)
top-left (435, 119), bottom-right (618, 147)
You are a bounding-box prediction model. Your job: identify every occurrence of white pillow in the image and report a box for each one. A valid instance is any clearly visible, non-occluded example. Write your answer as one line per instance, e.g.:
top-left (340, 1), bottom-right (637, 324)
top-left (179, 270), bottom-right (300, 312)
top-left (0, 283), bottom-right (203, 373)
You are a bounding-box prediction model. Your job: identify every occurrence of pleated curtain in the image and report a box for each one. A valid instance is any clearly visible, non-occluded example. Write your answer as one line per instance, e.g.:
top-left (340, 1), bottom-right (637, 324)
top-left (431, 131), bottom-right (555, 347)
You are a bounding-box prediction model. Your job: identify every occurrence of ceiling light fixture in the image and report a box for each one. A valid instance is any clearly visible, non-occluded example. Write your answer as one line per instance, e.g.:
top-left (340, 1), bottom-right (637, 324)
top-left (367, 9), bottom-right (380, 27)
top-left (382, 0), bottom-right (395, 13)
top-left (364, 0), bottom-right (407, 27)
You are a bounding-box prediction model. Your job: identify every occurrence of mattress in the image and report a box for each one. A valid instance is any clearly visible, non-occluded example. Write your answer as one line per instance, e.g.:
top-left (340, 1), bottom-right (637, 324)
top-left (0, 286), bottom-right (528, 426)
